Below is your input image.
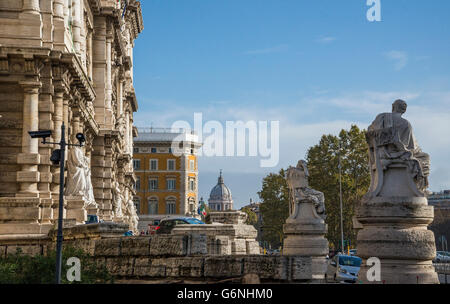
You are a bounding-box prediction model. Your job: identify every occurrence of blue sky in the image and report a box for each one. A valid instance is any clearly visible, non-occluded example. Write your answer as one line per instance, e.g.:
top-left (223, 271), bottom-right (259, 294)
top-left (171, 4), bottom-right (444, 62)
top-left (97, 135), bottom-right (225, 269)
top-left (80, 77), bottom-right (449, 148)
top-left (133, 0), bottom-right (450, 208)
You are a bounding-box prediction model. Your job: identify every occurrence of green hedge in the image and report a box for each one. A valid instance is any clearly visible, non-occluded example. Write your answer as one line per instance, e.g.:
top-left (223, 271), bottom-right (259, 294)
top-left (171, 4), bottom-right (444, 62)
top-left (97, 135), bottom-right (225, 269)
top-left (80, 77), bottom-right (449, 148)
top-left (0, 246), bottom-right (114, 284)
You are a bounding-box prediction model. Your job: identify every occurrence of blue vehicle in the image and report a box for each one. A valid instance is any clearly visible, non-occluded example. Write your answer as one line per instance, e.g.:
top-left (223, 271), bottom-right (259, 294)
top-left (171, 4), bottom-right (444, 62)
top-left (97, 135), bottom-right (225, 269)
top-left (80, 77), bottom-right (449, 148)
top-left (123, 230), bottom-right (133, 236)
top-left (156, 217), bottom-right (205, 234)
top-left (85, 215), bottom-right (99, 224)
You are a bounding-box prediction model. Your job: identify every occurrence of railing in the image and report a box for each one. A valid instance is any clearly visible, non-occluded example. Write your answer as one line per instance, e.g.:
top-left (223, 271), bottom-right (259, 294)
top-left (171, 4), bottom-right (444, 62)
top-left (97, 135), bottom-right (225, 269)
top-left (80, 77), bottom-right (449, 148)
top-left (137, 127), bottom-right (197, 135)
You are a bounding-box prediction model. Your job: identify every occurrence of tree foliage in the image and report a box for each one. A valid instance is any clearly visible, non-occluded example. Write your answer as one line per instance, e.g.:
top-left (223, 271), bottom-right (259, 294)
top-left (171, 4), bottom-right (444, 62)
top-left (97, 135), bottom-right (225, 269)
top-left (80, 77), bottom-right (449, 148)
top-left (258, 169), bottom-right (290, 249)
top-left (241, 207), bottom-right (258, 226)
top-left (306, 125), bottom-right (370, 250)
top-left (0, 246), bottom-right (114, 284)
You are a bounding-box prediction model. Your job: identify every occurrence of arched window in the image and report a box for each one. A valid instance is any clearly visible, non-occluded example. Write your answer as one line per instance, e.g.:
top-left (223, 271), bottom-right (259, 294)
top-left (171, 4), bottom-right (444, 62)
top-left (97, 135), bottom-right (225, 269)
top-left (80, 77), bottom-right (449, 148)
top-left (148, 197), bottom-right (158, 215)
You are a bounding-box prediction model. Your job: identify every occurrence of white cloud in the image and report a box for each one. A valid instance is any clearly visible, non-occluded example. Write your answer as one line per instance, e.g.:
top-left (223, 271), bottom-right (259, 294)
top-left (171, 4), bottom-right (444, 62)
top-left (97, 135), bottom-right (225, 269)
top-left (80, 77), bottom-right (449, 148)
top-left (384, 50), bottom-right (408, 71)
top-left (316, 36), bottom-right (337, 44)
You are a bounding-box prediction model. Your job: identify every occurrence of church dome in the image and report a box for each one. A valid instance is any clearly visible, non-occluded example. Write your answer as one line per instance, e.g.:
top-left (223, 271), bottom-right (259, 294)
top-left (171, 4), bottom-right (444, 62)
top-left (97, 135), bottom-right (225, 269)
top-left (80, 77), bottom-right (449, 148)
top-left (209, 172), bottom-right (232, 201)
top-left (208, 171), bottom-right (233, 211)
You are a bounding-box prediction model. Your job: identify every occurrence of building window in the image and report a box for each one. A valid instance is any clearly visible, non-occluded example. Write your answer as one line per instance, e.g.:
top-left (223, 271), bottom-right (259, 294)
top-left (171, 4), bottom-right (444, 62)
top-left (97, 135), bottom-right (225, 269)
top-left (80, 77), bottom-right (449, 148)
top-left (134, 176), bottom-right (141, 191)
top-left (149, 178), bottom-right (158, 190)
top-left (133, 147), bottom-right (139, 153)
top-left (133, 159), bottom-right (141, 170)
top-left (166, 200), bottom-right (176, 214)
top-left (189, 178), bottom-right (195, 191)
top-left (169, 147), bottom-right (173, 154)
top-left (148, 198), bottom-right (158, 215)
top-left (151, 147), bottom-right (157, 153)
top-left (167, 159), bottom-right (175, 171)
top-left (189, 160), bottom-right (195, 170)
top-left (189, 198), bottom-right (195, 212)
top-left (150, 159), bottom-right (158, 171)
top-left (133, 199), bottom-right (140, 214)
top-left (167, 178), bottom-right (176, 190)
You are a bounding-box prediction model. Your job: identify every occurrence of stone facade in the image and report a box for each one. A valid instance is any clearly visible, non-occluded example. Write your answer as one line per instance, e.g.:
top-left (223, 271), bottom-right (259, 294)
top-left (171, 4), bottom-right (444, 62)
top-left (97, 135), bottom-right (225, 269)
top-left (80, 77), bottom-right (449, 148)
top-left (0, 0), bottom-right (144, 237)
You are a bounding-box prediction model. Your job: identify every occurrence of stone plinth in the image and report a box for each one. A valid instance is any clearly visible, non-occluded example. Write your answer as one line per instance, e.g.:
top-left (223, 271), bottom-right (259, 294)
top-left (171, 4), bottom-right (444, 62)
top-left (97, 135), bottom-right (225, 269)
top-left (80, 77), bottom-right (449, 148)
top-left (356, 195), bottom-right (438, 284)
top-left (283, 201), bottom-right (328, 280)
top-left (65, 197), bottom-right (87, 225)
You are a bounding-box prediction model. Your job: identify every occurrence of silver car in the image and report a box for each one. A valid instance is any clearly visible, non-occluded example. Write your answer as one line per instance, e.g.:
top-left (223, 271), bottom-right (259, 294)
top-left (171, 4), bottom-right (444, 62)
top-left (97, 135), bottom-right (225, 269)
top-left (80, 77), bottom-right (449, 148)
top-left (326, 254), bottom-right (362, 283)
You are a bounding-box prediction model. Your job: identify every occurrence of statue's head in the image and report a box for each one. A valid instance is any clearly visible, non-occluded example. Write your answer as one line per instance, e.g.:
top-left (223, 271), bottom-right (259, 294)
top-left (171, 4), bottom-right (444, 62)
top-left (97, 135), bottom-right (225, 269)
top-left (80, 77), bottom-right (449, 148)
top-left (392, 99), bottom-right (407, 114)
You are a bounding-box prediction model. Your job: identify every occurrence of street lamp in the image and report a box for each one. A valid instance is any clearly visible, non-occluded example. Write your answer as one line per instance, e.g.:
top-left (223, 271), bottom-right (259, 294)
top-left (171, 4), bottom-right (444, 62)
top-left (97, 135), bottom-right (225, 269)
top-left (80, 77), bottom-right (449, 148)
top-left (338, 140), bottom-right (345, 254)
top-left (28, 123), bottom-right (85, 284)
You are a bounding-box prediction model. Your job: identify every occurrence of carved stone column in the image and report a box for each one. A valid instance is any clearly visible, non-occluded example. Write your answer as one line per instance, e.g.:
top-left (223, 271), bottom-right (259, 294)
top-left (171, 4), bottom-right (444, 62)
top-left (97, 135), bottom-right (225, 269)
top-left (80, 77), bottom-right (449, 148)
top-left (17, 81), bottom-right (41, 197)
top-left (105, 36), bottom-right (113, 128)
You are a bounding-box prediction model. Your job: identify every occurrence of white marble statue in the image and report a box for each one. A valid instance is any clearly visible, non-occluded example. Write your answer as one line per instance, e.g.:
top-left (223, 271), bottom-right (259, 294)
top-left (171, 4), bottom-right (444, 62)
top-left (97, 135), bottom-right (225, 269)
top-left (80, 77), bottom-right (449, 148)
top-left (65, 146), bottom-right (97, 208)
top-left (126, 198), bottom-right (139, 233)
top-left (286, 160), bottom-right (326, 220)
top-left (366, 99), bottom-right (430, 195)
top-left (112, 181), bottom-right (124, 217)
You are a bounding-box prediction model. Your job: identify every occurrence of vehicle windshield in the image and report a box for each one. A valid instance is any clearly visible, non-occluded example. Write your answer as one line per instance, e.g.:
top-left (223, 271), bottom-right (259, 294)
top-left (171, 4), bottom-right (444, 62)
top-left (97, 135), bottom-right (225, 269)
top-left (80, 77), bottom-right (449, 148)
top-left (184, 218), bottom-right (205, 224)
top-left (339, 256), bottom-right (362, 267)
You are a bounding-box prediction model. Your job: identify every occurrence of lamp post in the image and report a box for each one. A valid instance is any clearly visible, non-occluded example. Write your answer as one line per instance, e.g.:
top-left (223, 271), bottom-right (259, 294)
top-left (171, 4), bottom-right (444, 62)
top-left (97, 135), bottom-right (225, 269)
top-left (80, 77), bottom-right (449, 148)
top-left (28, 123), bottom-right (85, 284)
top-left (338, 140), bottom-right (345, 254)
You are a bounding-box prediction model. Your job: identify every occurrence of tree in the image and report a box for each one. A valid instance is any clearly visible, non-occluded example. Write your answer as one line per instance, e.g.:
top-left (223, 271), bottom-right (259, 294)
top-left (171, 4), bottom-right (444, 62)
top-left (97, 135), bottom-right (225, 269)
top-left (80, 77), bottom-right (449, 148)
top-left (306, 125), bottom-right (370, 250)
top-left (241, 207), bottom-right (258, 226)
top-left (258, 169), bottom-right (290, 249)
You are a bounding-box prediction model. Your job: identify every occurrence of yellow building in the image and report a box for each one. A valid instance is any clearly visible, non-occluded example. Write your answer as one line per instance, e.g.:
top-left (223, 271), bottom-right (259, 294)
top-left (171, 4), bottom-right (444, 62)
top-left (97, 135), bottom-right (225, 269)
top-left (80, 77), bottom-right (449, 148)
top-left (132, 128), bottom-right (201, 230)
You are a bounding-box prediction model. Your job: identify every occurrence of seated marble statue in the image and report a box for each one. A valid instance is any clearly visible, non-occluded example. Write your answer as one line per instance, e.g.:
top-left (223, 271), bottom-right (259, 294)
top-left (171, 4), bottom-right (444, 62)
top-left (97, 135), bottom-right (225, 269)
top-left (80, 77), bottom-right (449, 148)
top-left (367, 99), bottom-right (430, 192)
top-left (286, 160), bottom-right (326, 219)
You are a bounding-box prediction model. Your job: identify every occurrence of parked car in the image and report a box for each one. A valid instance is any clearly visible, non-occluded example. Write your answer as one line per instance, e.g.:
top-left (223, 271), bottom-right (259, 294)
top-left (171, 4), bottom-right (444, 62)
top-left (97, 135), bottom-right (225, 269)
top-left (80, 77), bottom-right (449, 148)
top-left (156, 217), bottom-right (205, 234)
top-left (326, 254), bottom-right (362, 283)
top-left (123, 230), bottom-right (133, 236)
top-left (435, 251), bottom-right (450, 263)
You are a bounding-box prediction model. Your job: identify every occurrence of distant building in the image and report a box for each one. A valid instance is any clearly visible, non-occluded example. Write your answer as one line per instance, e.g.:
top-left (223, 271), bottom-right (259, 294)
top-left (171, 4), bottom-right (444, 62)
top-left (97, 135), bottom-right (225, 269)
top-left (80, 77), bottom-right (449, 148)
top-left (133, 128), bottom-right (202, 230)
top-left (427, 190), bottom-right (450, 251)
top-left (208, 171), bottom-right (233, 211)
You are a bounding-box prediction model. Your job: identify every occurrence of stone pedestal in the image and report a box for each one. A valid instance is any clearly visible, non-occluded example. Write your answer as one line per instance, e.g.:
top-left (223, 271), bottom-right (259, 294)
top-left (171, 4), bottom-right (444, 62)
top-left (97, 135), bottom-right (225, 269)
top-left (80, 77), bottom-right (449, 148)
top-left (356, 167), bottom-right (439, 284)
top-left (283, 201), bottom-right (329, 280)
top-left (65, 197), bottom-right (87, 225)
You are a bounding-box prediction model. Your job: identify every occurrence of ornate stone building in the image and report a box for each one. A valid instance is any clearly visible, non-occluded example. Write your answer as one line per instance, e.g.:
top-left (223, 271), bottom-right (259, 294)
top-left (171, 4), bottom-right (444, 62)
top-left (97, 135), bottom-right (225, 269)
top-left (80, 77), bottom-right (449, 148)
top-left (0, 0), bottom-right (143, 237)
top-left (208, 171), bottom-right (234, 211)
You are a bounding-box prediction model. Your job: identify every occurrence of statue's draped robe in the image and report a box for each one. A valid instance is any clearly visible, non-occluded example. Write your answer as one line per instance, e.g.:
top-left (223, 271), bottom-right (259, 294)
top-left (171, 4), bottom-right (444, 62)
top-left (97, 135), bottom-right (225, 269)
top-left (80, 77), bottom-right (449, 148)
top-left (368, 112), bottom-right (430, 190)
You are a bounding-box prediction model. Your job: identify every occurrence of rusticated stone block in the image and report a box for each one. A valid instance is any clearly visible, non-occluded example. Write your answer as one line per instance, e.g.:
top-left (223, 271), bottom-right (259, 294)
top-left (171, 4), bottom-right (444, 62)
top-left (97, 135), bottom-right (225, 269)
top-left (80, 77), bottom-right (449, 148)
top-left (291, 256), bottom-right (312, 281)
top-left (133, 257), bottom-right (152, 277)
top-left (94, 238), bottom-right (122, 256)
top-left (17, 153), bottom-right (40, 165)
top-left (105, 257), bottom-right (134, 277)
top-left (16, 170), bottom-right (40, 182)
top-left (204, 256), bottom-right (243, 278)
top-left (149, 235), bottom-right (186, 256)
top-left (121, 237), bottom-right (150, 256)
top-left (243, 256), bottom-right (285, 280)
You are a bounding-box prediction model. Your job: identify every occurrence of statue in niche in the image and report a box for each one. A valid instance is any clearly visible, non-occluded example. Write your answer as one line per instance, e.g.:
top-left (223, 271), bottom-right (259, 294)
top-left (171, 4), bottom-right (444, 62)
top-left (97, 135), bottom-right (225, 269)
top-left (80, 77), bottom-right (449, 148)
top-left (286, 160), bottom-right (326, 220)
top-left (65, 146), bottom-right (97, 208)
top-left (126, 198), bottom-right (139, 233)
top-left (366, 99), bottom-right (430, 195)
top-left (112, 181), bottom-right (124, 217)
